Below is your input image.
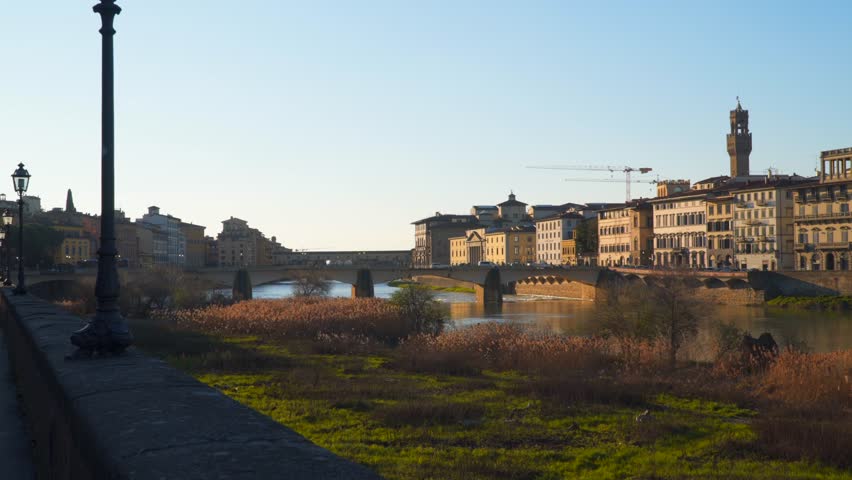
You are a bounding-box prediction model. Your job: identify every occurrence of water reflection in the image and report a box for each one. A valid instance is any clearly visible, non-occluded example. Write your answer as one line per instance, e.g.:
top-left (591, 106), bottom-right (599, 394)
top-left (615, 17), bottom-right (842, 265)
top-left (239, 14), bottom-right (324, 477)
top-left (253, 281), bottom-right (852, 352)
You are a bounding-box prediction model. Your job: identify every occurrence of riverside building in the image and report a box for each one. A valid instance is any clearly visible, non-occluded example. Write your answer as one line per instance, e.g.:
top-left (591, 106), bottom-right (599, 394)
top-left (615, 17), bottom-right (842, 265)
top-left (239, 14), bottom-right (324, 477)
top-left (793, 147), bottom-right (852, 271)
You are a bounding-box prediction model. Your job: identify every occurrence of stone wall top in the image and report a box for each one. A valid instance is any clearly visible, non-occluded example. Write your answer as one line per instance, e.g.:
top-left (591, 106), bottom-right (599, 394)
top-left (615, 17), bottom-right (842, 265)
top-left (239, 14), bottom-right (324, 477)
top-left (0, 290), bottom-right (380, 479)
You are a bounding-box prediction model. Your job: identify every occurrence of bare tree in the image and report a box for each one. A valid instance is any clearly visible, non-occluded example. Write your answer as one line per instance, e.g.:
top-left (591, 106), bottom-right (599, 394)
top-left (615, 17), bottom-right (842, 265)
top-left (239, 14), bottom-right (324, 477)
top-left (597, 274), bottom-right (702, 369)
top-left (292, 271), bottom-right (331, 297)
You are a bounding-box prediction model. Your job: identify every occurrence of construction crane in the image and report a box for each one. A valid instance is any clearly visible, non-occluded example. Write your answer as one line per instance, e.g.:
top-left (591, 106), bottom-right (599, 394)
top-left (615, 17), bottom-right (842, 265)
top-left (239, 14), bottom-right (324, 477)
top-left (527, 165), bottom-right (653, 202)
top-left (561, 177), bottom-right (659, 200)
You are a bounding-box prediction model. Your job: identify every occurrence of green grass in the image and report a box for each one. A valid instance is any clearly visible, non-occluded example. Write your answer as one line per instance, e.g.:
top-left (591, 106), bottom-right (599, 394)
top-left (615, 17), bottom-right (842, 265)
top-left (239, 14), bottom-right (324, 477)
top-left (387, 280), bottom-right (475, 294)
top-left (767, 295), bottom-right (852, 310)
top-left (129, 317), bottom-right (852, 480)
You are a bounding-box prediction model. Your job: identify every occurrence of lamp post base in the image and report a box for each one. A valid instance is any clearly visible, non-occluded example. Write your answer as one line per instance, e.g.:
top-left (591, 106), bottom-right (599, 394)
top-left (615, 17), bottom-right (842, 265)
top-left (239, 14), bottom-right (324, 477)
top-left (70, 311), bottom-right (133, 355)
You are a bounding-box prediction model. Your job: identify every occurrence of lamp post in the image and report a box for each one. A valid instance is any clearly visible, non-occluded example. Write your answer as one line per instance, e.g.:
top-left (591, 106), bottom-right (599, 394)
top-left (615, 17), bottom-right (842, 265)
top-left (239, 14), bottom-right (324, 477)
top-left (0, 230), bottom-right (5, 284)
top-left (11, 163), bottom-right (30, 295)
top-left (70, 0), bottom-right (132, 354)
top-left (2, 210), bottom-right (11, 286)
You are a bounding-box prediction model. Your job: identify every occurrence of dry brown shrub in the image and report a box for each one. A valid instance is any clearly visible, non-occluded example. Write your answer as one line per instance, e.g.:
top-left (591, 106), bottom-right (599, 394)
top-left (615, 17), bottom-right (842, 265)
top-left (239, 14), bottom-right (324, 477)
top-left (761, 349), bottom-right (851, 413)
top-left (311, 332), bottom-right (379, 355)
top-left (54, 299), bottom-right (90, 317)
top-left (396, 323), bottom-right (614, 376)
top-left (749, 415), bottom-right (852, 469)
top-left (166, 297), bottom-right (409, 342)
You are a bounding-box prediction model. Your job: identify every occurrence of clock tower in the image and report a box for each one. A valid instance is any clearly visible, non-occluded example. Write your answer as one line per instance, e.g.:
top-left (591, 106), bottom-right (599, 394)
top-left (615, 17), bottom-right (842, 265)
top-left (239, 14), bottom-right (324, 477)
top-left (726, 98), bottom-right (752, 178)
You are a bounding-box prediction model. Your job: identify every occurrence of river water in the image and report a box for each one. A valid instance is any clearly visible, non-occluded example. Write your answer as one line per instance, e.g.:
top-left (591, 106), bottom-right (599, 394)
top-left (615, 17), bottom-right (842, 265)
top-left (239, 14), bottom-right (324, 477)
top-left (254, 281), bottom-right (852, 353)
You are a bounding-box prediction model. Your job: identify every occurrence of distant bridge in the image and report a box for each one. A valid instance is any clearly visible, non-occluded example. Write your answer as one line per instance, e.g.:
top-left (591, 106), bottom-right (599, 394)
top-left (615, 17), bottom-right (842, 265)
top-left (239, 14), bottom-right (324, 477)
top-left (24, 265), bottom-right (604, 304)
top-left (22, 264), bottom-right (785, 305)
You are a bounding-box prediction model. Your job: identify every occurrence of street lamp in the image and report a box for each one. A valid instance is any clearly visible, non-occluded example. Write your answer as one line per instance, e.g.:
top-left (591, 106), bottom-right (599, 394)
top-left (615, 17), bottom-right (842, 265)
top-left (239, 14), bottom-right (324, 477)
top-left (0, 229), bottom-right (5, 284)
top-left (11, 163), bottom-right (29, 294)
top-left (2, 210), bottom-right (12, 286)
top-left (70, 0), bottom-right (132, 355)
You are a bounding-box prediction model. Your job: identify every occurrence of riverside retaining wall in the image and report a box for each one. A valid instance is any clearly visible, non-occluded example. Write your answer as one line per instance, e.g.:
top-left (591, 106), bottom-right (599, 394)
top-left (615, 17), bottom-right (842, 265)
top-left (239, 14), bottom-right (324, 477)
top-left (0, 289), bottom-right (380, 480)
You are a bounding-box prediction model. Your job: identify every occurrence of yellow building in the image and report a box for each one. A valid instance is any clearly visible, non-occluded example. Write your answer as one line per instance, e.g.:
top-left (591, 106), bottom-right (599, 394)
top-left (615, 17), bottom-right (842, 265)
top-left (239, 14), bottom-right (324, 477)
top-left (449, 236), bottom-right (468, 265)
top-left (180, 222), bottom-right (207, 268)
top-left (561, 239), bottom-right (577, 265)
top-left (793, 147), bottom-right (852, 271)
top-left (483, 226), bottom-right (536, 265)
top-left (53, 225), bottom-right (93, 265)
top-left (598, 201), bottom-right (653, 267)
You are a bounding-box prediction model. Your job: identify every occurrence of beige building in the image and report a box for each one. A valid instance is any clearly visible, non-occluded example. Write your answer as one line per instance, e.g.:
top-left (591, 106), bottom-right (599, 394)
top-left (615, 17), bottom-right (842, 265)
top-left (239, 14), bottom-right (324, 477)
top-left (483, 226), bottom-right (536, 265)
top-left (793, 147), bottom-right (852, 271)
top-left (706, 194), bottom-right (735, 267)
top-left (217, 217), bottom-right (277, 268)
top-left (650, 193), bottom-right (708, 268)
top-left (535, 212), bottom-right (583, 265)
top-left (598, 201), bottom-right (653, 267)
top-left (732, 180), bottom-right (799, 271)
top-left (496, 193), bottom-right (528, 226)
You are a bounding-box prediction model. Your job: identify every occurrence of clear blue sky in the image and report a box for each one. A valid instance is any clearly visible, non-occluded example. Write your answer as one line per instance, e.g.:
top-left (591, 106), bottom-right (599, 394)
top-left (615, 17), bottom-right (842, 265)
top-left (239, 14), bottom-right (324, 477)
top-left (2, 1), bottom-right (850, 249)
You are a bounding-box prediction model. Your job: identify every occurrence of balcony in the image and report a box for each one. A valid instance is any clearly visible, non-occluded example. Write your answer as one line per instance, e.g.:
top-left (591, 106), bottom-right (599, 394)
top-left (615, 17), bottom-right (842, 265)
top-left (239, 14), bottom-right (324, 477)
top-left (755, 199), bottom-right (769, 206)
top-left (816, 242), bottom-right (852, 250)
top-left (795, 242), bottom-right (815, 252)
top-left (745, 219), bottom-right (763, 226)
top-left (794, 193), bottom-right (803, 203)
top-left (796, 211), bottom-right (852, 222)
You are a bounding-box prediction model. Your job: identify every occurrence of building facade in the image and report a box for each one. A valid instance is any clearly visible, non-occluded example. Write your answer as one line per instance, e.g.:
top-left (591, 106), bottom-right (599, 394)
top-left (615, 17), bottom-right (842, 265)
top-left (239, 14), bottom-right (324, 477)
top-left (793, 147), bottom-right (852, 271)
top-left (218, 217), bottom-right (257, 267)
top-left (651, 193), bottom-right (708, 268)
top-left (535, 212), bottom-right (583, 265)
top-left (180, 222), bottom-right (207, 268)
top-left (732, 181), bottom-right (798, 271)
top-left (496, 193), bottom-right (528, 226)
top-left (561, 239), bottom-right (578, 266)
top-left (598, 201), bottom-right (653, 267)
top-left (483, 226), bottom-right (536, 265)
top-left (412, 213), bottom-right (479, 267)
top-left (706, 194), bottom-right (735, 267)
top-left (138, 206), bottom-right (186, 267)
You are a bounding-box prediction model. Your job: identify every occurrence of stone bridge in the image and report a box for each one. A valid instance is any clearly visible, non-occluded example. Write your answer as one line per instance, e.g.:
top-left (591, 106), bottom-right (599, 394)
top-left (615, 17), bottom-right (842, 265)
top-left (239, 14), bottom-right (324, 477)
top-left (24, 266), bottom-right (604, 305)
top-left (28, 265), bottom-right (842, 305)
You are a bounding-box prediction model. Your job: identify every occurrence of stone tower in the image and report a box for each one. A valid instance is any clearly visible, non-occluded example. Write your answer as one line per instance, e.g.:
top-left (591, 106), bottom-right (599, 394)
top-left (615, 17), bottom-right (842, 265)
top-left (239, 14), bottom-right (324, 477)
top-left (65, 189), bottom-right (76, 213)
top-left (726, 98), bottom-right (752, 177)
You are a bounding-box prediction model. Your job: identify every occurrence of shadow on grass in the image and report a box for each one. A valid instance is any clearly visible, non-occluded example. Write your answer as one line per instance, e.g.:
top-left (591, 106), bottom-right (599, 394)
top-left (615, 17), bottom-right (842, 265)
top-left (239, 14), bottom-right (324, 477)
top-left (129, 317), bottom-right (293, 373)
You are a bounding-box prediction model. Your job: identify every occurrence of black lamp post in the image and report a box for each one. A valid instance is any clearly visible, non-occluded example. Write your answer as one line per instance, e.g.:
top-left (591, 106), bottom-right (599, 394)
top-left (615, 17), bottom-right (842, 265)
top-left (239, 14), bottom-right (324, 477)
top-left (2, 209), bottom-right (11, 286)
top-left (11, 163), bottom-right (30, 295)
top-left (70, 0), bottom-right (132, 354)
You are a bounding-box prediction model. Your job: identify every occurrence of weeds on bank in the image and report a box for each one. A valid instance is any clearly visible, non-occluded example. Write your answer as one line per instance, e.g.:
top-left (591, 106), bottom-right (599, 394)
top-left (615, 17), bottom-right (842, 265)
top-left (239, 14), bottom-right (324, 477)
top-left (124, 298), bottom-right (852, 480)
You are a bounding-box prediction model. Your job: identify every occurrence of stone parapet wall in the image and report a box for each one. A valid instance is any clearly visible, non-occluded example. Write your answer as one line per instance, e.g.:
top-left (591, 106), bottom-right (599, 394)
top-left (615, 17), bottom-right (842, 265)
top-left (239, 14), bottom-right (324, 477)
top-left (515, 281), bottom-right (599, 301)
top-left (0, 290), bottom-right (379, 480)
top-left (687, 286), bottom-right (765, 306)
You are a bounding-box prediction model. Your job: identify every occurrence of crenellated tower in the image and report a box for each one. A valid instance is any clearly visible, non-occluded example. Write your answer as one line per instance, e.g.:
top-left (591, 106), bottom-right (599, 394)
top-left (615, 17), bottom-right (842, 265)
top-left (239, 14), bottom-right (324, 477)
top-left (726, 98), bottom-right (752, 177)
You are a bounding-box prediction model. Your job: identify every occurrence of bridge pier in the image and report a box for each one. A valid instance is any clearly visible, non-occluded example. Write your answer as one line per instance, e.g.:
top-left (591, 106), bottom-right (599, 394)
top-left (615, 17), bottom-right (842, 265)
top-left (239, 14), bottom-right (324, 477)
top-left (351, 269), bottom-right (375, 298)
top-left (474, 268), bottom-right (502, 305)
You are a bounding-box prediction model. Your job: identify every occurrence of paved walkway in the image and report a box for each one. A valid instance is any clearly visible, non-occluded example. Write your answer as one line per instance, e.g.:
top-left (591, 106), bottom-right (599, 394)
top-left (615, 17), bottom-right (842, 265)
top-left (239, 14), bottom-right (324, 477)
top-left (0, 330), bottom-right (34, 479)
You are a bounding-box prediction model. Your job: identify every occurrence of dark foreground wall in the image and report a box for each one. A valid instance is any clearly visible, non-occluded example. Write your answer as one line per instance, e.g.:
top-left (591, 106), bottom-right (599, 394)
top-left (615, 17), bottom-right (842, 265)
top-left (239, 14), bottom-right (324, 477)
top-left (0, 290), bottom-right (380, 480)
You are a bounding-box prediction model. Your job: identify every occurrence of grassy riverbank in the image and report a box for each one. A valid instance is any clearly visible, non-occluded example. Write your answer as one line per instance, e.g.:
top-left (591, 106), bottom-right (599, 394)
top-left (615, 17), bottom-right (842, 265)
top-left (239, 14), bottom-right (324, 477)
top-left (388, 280), bottom-right (475, 294)
top-left (767, 295), bottom-right (852, 310)
top-left (128, 298), bottom-right (852, 480)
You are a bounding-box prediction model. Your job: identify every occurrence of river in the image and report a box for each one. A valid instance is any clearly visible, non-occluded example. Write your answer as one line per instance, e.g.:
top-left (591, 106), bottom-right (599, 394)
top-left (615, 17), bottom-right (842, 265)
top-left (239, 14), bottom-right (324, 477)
top-left (253, 281), bottom-right (852, 353)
